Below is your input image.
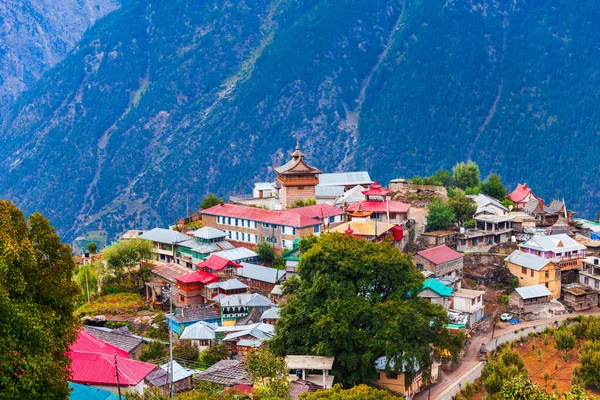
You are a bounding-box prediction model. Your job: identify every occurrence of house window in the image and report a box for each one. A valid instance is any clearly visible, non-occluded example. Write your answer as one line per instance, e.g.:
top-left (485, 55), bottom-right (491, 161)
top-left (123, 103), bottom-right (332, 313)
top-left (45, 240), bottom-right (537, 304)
top-left (472, 298), bottom-right (476, 305)
top-left (254, 235), bottom-right (258, 243)
top-left (217, 216), bottom-right (222, 224)
top-left (292, 227), bottom-right (296, 235)
top-left (545, 271), bottom-right (549, 278)
top-left (234, 218), bottom-right (238, 226)
top-left (386, 371), bottom-right (398, 380)
top-left (596, 280), bottom-right (599, 289)
top-left (282, 239), bottom-right (286, 248)
top-left (262, 222), bottom-right (269, 228)
top-left (236, 232), bottom-right (239, 240)
top-left (254, 221), bottom-right (258, 229)
top-left (521, 267), bottom-right (527, 275)
top-left (545, 282), bottom-right (548, 288)
top-left (242, 233), bottom-right (245, 241)
top-left (329, 216), bottom-right (335, 224)
top-left (313, 225), bottom-right (320, 234)
top-left (531, 270), bottom-right (534, 277)
top-left (272, 238), bottom-right (278, 244)
top-left (227, 217), bottom-right (231, 225)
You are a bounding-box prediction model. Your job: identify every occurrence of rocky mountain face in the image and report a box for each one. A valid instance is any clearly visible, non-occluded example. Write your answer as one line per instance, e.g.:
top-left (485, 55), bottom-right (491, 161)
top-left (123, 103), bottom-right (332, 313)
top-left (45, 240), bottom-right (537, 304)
top-left (0, 0), bottom-right (599, 241)
top-left (0, 0), bottom-right (119, 113)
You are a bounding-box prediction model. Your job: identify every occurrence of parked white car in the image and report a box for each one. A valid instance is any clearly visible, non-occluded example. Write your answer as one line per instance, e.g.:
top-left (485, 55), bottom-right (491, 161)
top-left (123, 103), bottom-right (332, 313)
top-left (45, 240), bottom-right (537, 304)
top-left (500, 313), bottom-right (513, 322)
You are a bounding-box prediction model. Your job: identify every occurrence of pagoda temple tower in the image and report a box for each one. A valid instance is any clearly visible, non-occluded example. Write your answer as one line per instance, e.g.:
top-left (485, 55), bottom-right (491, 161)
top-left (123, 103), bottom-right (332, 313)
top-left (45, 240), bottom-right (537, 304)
top-left (274, 142), bottom-right (321, 208)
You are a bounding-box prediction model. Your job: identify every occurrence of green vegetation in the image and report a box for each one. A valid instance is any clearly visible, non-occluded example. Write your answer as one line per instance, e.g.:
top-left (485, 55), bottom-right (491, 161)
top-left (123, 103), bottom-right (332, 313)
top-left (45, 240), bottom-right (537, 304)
top-left (553, 329), bottom-right (575, 351)
top-left (481, 174), bottom-right (507, 200)
top-left (481, 347), bottom-right (525, 395)
top-left (200, 193), bottom-right (223, 210)
top-left (246, 348), bottom-right (291, 399)
top-left (289, 198), bottom-right (317, 208)
top-left (199, 343), bottom-right (231, 367)
top-left (299, 384), bottom-right (402, 399)
top-left (138, 341), bottom-right (168, 362)
top-left (426, 199), bottom-right (456, 231)
top-left (75, 292), bottom-right (148, 317)
top-left (174, 341), bottom-right (200, 362)
top-left (0, 200), bottom-right (80, 398)
top-left (256, 240), bottom-right (276, 264)
top-left (448, 190), bottom-right (477, 224)
top-left (270, 233), bottom-right (461, 386)
top-left (102, 238), bottom-right (152, 279)
top-left (452, 161), bottom-right (481, 191)
top-left (87, 242), bottom-right (98, 254)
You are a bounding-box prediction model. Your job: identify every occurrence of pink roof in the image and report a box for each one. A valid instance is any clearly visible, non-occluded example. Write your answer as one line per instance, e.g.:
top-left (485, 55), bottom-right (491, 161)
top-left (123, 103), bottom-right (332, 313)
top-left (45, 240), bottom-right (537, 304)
top-left (346, 200), bottom-right (410, 214)
top-left (508, 183), bottom-right (540, 203)
top-left (361, 181), bottom-right (391, 196)
top-left (69, 351), bottom-right (156, 386)
top-left (176, 270), bottom-right (219, 284)
top-left (196, 254), bottom-right (242, 271)
top-left (417, 245), bottom-right (463, 264)
top-left (70, 330), bottom-right (129, 359)
top-left (201, 203), bottom-right (344, 227)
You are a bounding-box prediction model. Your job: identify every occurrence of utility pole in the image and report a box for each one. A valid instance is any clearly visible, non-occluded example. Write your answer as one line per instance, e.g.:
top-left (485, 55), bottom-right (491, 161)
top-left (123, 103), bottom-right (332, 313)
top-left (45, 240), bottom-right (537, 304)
top-left (85, 269), bottom-right (90, 304)
top-left (169, 284), bottom-right (174, 398)
top-left (114, 353), bottom-right (122, 400)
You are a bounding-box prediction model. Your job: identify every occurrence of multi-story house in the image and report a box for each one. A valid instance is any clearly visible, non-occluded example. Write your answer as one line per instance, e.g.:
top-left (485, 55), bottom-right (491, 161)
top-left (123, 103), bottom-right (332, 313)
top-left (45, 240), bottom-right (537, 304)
top-left (450, 288), bottom-right (485, 327)
top-left (414, 245), bottom-right (464, 278)
top-left (345, 182), bottom-right (411, 224)
top-left (505, 250), bottom-right (562, 299)
top-left (519, 233), bottom-right (587, 272)
top-left (201, 203), bottom-right (345, 250)
top-left (579, 256), bottom-right (600, 290)
top-left (140, 228), bottom-right (191, 264)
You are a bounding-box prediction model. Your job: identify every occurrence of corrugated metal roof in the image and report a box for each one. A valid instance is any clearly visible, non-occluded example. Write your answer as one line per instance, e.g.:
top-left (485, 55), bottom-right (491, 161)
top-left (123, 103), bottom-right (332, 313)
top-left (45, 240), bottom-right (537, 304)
top-left (261, 307), bottom-right (281, 320)
top-left (417, 245), bottom-right (463, 264)
top-left (318, 171), bottom-right (372, 187)
top-left (206, 279), bottom-right (249, 291)
top-left (421, 278), bottom-right (453, 297)
top-left (315, 185), bottom-right (345, 198)
top-left (346, 200), bottom-right (410, 213)
top-left (514, 284), bottom-right (552, 299)
top-left (505, 250), bottom-right (557, 271)
top-left (68, 382), bottom-right (121, 400)
top-left (239, 262), bottom-right (286, 284)
top-left (140, 228), bottom-right (190, 244)
top-left (520, 234), bottom-right (586, 253)
top-left (219, 293), bottom-right (274, 308)
top-left (192, 227), bottom-right (227, 240)
top-left (180, 321), bottom-right (218, 341)
top-left (213, 247), bottom-right (258, 262)
top-left (69, 351), bottom-right (156, 386)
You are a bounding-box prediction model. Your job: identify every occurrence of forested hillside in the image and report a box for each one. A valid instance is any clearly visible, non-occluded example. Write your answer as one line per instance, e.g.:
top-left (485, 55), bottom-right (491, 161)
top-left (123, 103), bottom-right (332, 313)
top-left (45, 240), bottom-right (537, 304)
top-left (0, 0), bottom-right (119, 113)
top-left (1, 0), bottom-right (599, 241)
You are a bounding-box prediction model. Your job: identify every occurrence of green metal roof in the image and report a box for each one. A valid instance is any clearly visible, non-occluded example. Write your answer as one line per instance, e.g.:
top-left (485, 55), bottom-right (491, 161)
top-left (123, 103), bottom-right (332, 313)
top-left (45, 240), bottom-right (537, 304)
top-left (421, 278), bottom-right (453, 297)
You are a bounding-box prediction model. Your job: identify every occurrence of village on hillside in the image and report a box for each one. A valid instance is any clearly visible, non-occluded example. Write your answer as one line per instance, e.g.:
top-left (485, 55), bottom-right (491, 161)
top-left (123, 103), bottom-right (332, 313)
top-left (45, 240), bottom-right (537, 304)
top-left (70, 143), bottom-right (600, 400)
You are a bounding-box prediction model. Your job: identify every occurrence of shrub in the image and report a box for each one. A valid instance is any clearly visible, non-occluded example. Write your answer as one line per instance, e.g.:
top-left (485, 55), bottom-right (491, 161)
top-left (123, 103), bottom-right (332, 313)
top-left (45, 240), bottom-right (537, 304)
top-left (76, 293), bottom-right (148, 317)
top-left (554, 329), bottom-right (575, 351)
top-left (200, 343), bottom-right (231, 367)
top-left (174, 341), bottom-right (200, 362)
top-left (138, 341), bottom-right (167, 362)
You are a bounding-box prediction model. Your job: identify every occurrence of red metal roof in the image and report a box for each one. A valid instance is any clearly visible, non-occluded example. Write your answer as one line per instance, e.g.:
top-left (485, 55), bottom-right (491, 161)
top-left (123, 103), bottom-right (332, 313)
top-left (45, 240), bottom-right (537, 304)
top-left (70, 330), bottom-right (129, 359)
top-left (417, 245), bottom-right (463, 264)
top-left (346, 200), bottom-right (410, 213)
top-left (176, 270), bottom-right (219, 284)
top-left (508, 183), bottom-right (538, 203)
top-left (201, 203), bottom-right (343, 227)
top-left (69, 351), bottom-right (157, 386)
top-left (361, 181), bottom-right (391, 196)
top-left (196, 254), bottom-right (242, 271)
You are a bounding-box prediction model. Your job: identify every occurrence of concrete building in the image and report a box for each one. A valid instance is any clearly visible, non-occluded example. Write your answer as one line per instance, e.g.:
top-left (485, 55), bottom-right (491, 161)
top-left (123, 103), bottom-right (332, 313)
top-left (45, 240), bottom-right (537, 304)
top-left (579, 256), bottom-right (600, 290)
top-left (450, 288), bottom-right (485, 327)
top-left (505, 250), bottom-right (561, 299)
top-left (415, 245), bottom-right (463, 278)
top-left (510, 285), bottom-right (553, 312)
top-left (373, 356), bottom-right (438, 398)
top-left (519, 233), bottom-right (587, 272)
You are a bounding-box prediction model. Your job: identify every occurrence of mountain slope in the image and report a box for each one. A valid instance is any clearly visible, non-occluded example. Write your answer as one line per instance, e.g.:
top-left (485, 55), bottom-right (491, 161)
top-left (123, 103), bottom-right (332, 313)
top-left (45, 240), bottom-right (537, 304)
top-left (1, 0), bottom-right (599, 241)
top-left (0, 0), bottom-right (119, 113)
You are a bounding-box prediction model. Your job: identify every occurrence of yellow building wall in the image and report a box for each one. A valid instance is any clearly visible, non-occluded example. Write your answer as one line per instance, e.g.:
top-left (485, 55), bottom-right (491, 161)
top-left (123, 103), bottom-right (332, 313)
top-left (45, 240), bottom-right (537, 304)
top-left (506, 262), bottom-right (561, 299)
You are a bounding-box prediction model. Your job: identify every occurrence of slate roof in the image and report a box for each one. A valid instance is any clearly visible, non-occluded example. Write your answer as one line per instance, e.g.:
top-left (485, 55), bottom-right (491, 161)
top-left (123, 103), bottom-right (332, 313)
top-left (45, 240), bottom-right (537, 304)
top-left (421, 278), bottom-right (453, 297)
top-left (524, 197), bottom-right (543, 215)
top-left (318, 171), bottom-right (372, 187)
top-left (82, 326), bottom-right (143, 354)
top-left (239, 263), bottom-right (286, 284)
top-left (520, 234), bottom-right (586, 253)
top-left (140, 228), bottom-right (190, 244)
top-left (514, 284), bottom-right (552, 300)
top-left (545, 199), bottom-right (565, 214)
top-left (505, 250), bottom-right (557, 271)
top-left (150, 263), bottom-right (191, 283)
top-left (167, 305), bottom-right (221, 324)
top-left (417, 245), bottom-right (463, 264)
top-left (194, 360), bottom-right (252, 386)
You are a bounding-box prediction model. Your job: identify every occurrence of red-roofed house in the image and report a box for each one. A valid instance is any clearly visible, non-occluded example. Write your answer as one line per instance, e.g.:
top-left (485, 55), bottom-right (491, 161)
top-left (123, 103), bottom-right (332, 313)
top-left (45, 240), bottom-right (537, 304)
top-left (201, 203), bottom-right (345, 250)
top-left (507, 183), bottom-right (543, 209)
top-left (68, 330), bottom-right (158, 395)
top-left (176, 270), bottom-right (219, 306)
top-left (70, 352), bottom-right (157, 394)
top-left (346, 182), bottom-right (410, 224)
top-left (196, 254), bottom-right (243, 277)
top-left (415, 245), bottom-right (464, 278)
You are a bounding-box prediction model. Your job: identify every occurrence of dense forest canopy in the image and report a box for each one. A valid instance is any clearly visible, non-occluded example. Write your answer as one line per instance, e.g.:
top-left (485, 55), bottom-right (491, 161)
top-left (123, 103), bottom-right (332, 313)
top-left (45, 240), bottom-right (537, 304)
top-left (0, 0), bottom-right (598, 241)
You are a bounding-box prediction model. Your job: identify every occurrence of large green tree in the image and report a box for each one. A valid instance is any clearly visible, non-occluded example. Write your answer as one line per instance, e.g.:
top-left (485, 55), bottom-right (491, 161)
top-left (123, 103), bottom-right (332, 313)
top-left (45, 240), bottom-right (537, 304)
top-left (448, 190), bottom-right (477, 224)
top-left (480, 173), bottom-right (507, 200)
top-left (270, 234), bottom-right (456, 387)
top-left (200, 193), bottom-right (223, 210)
top-left (452, 161), bottom-right (481, 190)
top-left (102, 238), bottom-right (152, 278)
top-left (0, 200), bottom-right (80, 398)
top-left (426, 199), bottom-right (456, 231)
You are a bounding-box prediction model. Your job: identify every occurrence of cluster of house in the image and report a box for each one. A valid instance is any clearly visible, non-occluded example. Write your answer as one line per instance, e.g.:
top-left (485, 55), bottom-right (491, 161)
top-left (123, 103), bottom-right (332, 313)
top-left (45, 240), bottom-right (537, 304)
top-left (96, 143), bottom-right (600, 399)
